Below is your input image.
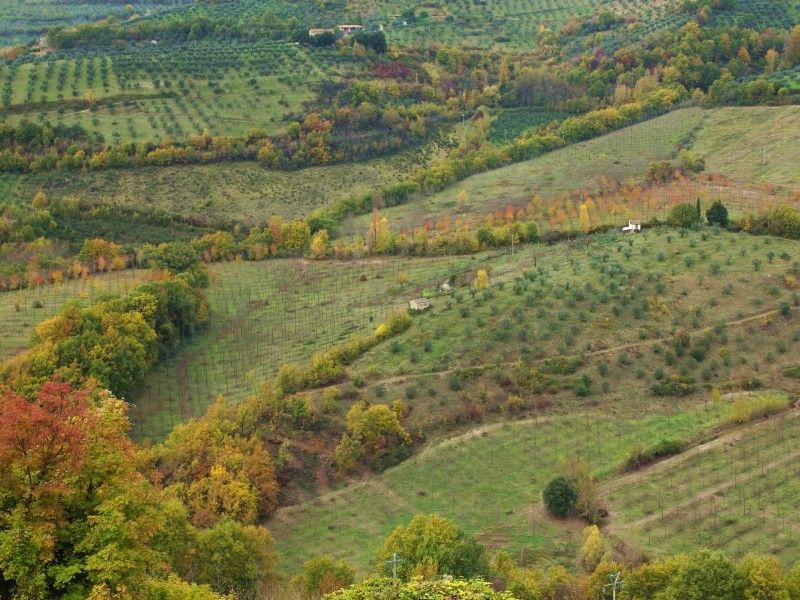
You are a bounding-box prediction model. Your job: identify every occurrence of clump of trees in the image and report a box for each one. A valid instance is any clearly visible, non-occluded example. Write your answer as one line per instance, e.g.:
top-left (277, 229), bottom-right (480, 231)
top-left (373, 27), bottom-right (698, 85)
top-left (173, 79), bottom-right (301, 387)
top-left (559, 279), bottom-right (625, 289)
top-left (327, 577), bottom-right (511, 599)
top-left (335, 401), bottom-right (412, 474)
top-left (375, 514), bottom-right (489, 581)
top-left (667, 201), bottom-right (702, 228)
top-left (155, 400), bottom-right (280, 528)
top-left (542, 459), bottom-right (604, 523)
top-left (0, 271), bottom-right (208, 398)
top-left (291, 556), bottom-right (355, 598)
top-left (768, 205), bottom-right (800, 238)
top-left (0, 380), bottom-right (278, 599)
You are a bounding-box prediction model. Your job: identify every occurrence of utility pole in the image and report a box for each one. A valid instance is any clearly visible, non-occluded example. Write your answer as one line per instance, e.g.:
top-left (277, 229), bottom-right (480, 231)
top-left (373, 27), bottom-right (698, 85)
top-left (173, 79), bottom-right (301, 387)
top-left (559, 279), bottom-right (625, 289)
top-left (385, 553), bottom-right (403, 579)
top-left (603, 571), bottom-right (624, 600)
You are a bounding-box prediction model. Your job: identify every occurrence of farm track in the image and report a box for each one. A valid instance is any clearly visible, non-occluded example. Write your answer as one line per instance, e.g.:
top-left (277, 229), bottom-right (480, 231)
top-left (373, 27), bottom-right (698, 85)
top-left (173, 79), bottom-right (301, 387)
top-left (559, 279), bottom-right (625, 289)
top-left (603, 408), bottom-right (800, 500)
top-left (612, 444), bottom-right (800, 532)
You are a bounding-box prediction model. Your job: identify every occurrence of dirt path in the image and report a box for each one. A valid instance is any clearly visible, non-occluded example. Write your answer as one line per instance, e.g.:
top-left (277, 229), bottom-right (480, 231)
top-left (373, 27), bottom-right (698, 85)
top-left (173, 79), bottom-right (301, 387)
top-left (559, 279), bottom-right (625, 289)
top-left (603, 408), bottom-right (800, 496)
top-left (415, 414), bottom-right (557, 459)
top-left (614, 447), bottom-right (800, 531)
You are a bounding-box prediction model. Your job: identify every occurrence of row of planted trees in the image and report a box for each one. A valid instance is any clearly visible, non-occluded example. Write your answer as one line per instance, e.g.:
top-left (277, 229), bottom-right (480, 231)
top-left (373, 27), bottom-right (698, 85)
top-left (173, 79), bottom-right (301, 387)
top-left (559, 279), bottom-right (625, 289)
top-left (3, 170), bottom-right (800, 295)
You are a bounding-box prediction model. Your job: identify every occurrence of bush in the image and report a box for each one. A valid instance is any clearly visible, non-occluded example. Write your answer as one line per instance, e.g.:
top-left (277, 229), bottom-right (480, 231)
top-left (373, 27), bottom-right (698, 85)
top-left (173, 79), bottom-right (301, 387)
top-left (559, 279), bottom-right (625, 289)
top-left (650, 374), bottom-right (695, 396)
top-left (783, 365), bottom-right (800, 378)
top-left (724, 392), bottom-right (789, 424)
top-left (542, 475), bottom-right (578, 518)
top-left (667, 202), bottom-right (701, 228)
top-left (624, 439), bottom-right (684, 470)
top-left (678, 149), bottom-right (705, 173)
top-left (768, 205), bottom-right (800, 238)
top-left (705, 200), bottom-right (729, 227)
top-left (541, 356), bottom-right (582, 375)
top-left (448, 372), bottom-right (462, 391)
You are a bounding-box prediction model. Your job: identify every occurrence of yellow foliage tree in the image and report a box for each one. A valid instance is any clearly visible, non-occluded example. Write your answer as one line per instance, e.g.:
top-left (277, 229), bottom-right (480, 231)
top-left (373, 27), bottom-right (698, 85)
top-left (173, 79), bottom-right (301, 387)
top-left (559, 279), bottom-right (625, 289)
top-left (473, 269), bottom-right (489, 291)
top-left (309, 229), bottom-right (329, 260)
top-left (579, 203), bottom-right (590, 233)
top-left (579, 525), bottom-right (605, 572)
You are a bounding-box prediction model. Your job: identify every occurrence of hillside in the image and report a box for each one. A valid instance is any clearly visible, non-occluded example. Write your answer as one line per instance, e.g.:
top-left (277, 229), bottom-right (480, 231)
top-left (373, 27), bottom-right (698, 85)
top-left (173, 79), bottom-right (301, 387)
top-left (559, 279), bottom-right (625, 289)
top-left (2, 1), bottom-right (800, 597)
top-left (691, 106), bottom-right (800, 191)
top-left (264, 227), bottom-right (800, 574)
top-left (6, 128), bottom-right (457, 225)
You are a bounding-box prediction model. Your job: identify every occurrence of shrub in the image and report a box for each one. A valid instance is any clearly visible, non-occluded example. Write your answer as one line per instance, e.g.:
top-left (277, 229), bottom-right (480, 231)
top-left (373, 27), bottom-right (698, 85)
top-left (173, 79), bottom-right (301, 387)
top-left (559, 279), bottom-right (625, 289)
top-left (448, 372), bottom-right (462, 391)
top-left (541, 356), bottom-right (582, 375)
top-left (740, 376), bottom-right (763, 390)
top-left (783, 365), bottom-right (800, 378)
top-left (705, 200), bottom-right (729, 227)
top-left (384, 311), bottom-right (413, 335)
top-left (543, 475), bottom-right (578, 518)
top-left (768, 205), bottom-right (800, 238)
top-left (276, 364), bottom-right (303, 395)
top-left (624, 438), bottom-right (684, 470)
top-left (667, 202), bottom-right (701, 228)
top-left (650, 374), bottom-right (695, 396)
top-left (724, 392), bottom-right (789, 424)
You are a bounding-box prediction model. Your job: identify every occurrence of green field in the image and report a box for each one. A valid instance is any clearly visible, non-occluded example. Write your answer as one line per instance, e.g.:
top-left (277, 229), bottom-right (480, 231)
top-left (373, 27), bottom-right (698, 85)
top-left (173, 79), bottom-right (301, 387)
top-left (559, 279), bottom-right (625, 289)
top-left (610, 408), bottom-right (800, 564)
top-left (301, 0), bottom-right (599, 48)
top-left (341, 106), bottom-right (800, 238)
top-left (341, 108), bottom-right (706, 236)
top-left (691, 105), bottom-right (800, 191)
top-left (129, 254), bottom-right (488, 442)
top-left (252, 227), bottom-right (800, 575)
top-left (10, 128), bottom-right (455, 224)
top-left (268, 398), bottom-right (755, 576)
top-left (1, 42), bottom-right (328, 143)
top-left (351, 229), bottom-right (800, 385)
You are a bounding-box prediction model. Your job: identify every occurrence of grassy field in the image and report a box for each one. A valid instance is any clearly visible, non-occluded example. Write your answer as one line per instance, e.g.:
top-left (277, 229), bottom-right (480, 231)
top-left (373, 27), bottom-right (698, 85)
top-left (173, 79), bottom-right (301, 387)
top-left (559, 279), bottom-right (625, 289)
top-left (341, 106), bottom-right (800, 238)
top-left (609, 408), bottom-right (800, 564)
top-left (0, 42), bottom-right (327, 143)
top-left (324, 0), bottom-right (601, 48)
top-left (352, 228), bottom-right (800, 384)
top-left (690, 106), bottom-right (800, 191)
top-left (257, 227), bottom-right (800, 575)
top-left (267, 397), bottom-right (757, 576)
top-left (11, 129), bottom-right (456, 224)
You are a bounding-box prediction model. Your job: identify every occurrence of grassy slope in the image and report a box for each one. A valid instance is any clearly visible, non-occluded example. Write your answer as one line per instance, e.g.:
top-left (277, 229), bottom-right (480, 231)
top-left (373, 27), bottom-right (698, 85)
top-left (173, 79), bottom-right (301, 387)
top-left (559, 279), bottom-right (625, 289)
top-left (264, 228), bottom-right (800, 576)
top-left (340, 108), bottom-right (706, 236)
top-left (608, 409), bottom-right (800, 563)
top-left (11, 130), bottom-right (455, 223)
top-left (691, 105), bottom-right (800, 191)
top-left (341, 106), bottom-right (800, 238)
top-left (129, 253), bottom-right (485, 442)
top-left (269, 401), bottom-right (726, 577)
